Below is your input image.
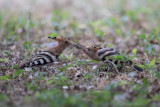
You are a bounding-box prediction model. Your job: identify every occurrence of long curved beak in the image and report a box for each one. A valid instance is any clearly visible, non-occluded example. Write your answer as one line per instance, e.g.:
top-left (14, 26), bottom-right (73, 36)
top-left (70, 42), bottom-right (86, 51)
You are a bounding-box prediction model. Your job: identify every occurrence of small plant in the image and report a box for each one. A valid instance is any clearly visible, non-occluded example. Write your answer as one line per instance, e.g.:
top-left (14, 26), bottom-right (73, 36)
top-left (48, 32), bottom-right (59, 38)
top-left (13, 69), bottom-right (24, 78)
top-left (0, 75), bottom-right (11, 80)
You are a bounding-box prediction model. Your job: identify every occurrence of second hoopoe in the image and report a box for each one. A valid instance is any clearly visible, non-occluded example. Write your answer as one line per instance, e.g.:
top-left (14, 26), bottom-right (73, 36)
top-left (72, 44), bottom-right (143, 72)
top-left (20, 37), bottom-right (75, 69)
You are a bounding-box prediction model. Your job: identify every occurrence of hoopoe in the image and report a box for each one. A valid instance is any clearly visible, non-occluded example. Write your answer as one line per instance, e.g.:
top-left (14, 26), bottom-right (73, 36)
top-left (72, 44), bottom-right (143, 72)
top-left (20, 37), bottom-right (74, 69)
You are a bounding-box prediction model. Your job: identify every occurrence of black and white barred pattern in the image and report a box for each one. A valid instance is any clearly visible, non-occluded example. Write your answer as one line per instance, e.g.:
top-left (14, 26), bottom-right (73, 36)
top-left (97, 48), bottom-right (119, 61)
top-left (20, 51), bottom-right (58, 69)
top-left (97, 48), bottom-right (143, 71)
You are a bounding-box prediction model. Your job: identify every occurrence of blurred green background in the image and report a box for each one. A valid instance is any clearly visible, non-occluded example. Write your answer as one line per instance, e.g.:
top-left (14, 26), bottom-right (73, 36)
top-left (0, 0), bottom-right (160, 107)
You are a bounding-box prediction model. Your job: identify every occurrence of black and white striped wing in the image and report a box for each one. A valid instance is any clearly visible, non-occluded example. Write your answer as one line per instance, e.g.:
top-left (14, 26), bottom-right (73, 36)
top-left (97, 48), bottom-right (119, 61)
top-left (31, 51), bottom-right (58, 66)
top-left (97, 48), bottom-right (143, 71)
top-left (20, 51), bottom-right (58, 68)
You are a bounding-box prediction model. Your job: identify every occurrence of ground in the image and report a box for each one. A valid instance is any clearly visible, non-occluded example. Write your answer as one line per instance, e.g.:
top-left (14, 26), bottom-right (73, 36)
top-left (0, 0), bottom-right (160, 107)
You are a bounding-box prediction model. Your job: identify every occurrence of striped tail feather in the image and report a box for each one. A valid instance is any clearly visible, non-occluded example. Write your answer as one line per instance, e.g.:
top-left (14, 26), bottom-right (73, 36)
top-left (132, 65), bottom-right (143, 71)
top-left (96, 48), bottom-right (143, 72)
top-left (20, 58), bottom-right (48, 69)
top-left (115, 59), bottom-right (143, 71)
top-left (20, 51), bottom-right (58, 69)
top-left (20, 62), bottom-right (31, 69)
top-left (97, 48), bottom-right (120, 61)
top-left (97, 48), bottom-right (115, 56)
top-left (103, 58), bottom-right (143, 72)
top-left (126, 60), bottom-right (143, 71)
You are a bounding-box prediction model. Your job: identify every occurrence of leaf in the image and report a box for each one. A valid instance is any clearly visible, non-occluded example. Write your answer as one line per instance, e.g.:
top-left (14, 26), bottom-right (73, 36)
top-left (94, 28), bottom-right (104, 37)
top-left (107, 44), bottom-right (113, 48)
top-left (53, 10), bottom-right (61, 16)
top-left (116, 29), bottom-right (122, 35)
top-left (149, 59), bottom-right (156, 68)
top-left (14, 69), bottom-right (24, 78)
top-left (85, 73), bottom-right (94, 80)
top-left (129, 55), bottom-right (135, 60)
top-left (92, 90), bottom-right (111, 102)
top-left (127, 11), bottom-right (137, 21)
top-left (155, 71), bottom-right (160, 79)
top-left (90, 20), bottom-right (106, 27)
top-left (0, 75), bottom-right (11, 80)
top-left (0, 94), bottom-right (8, 101)
top-left (48, 32), bottom-right (58, 38)
top-left (23, 41), bottom-right (32, 50)
top-left (67, 54), bottom-right (72, 60)
top-left (46, 80), bottom-right (54, 85)
top-left (61, 11), bottom-right (70, 19)
top-left (145, 45), bottom-right (154, 54)
top-left (138, 64), bottom-right (146, 69)
top-left (64, 64), bottom-right (73, 69)
top-left (153, 94), bottom-right (160, 101)
top-left (47, 75), bottom-right (72, 86)
top-left (29, 20), bottom-right (35, 29)
top-left (114, 55), bottom-right (125, 61)
top-left (0, 58), bottom-right (8, 62)
top-left (139, 33), bottom-right (146, 39)
top-left (4, 51), bottom-right (11, 56)
top-left (12, 65), bottom-right (19, 69)
top-left (70, 22), bottom-right (79, 29)
top-left (76, 60), bottom-right (89, 66)
top-left (58, 63), bottom-right (74, 72)
top-left (89, 60), bottom-right (99, 63)
top-left (143, 78), bottom-right (149, 86)
top-left (132, 48), bottom-right (137, 55)
top-left (106, 17), bottom-right (117, 26)
top-left (132, 98), bottom-right (150, 106)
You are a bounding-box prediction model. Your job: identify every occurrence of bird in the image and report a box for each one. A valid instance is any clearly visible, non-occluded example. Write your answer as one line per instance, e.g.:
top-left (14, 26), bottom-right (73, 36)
top-left (72, 44), bottom-right (143, 73)
top-left (20, 36), bottom-right (75, 69)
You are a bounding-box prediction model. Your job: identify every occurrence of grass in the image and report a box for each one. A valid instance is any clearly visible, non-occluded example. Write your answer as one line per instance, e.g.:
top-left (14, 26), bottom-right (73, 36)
top-left (0, 0), bottom-right (160, 106)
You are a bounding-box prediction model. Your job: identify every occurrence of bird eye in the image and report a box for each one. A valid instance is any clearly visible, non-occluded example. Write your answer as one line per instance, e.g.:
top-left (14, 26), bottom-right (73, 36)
top-left (65, 41), bottom-right (68, 43)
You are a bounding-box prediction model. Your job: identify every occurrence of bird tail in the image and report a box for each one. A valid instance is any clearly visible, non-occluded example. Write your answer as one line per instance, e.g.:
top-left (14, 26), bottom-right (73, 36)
top-left (132, 65), bottom-right (143, 71)
top-left (126, 60), bottom-right (143, 71)
top-left (20, 58), bottom-right (49, 69)
top-left (19, 51), bottom-right (57, 69)
top-left (19, 62), bottom-right (31, 69)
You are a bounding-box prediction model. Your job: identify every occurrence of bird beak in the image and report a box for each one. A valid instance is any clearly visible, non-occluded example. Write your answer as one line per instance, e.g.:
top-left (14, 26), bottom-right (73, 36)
top-left (70, 43), bottom-right (87, 51)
